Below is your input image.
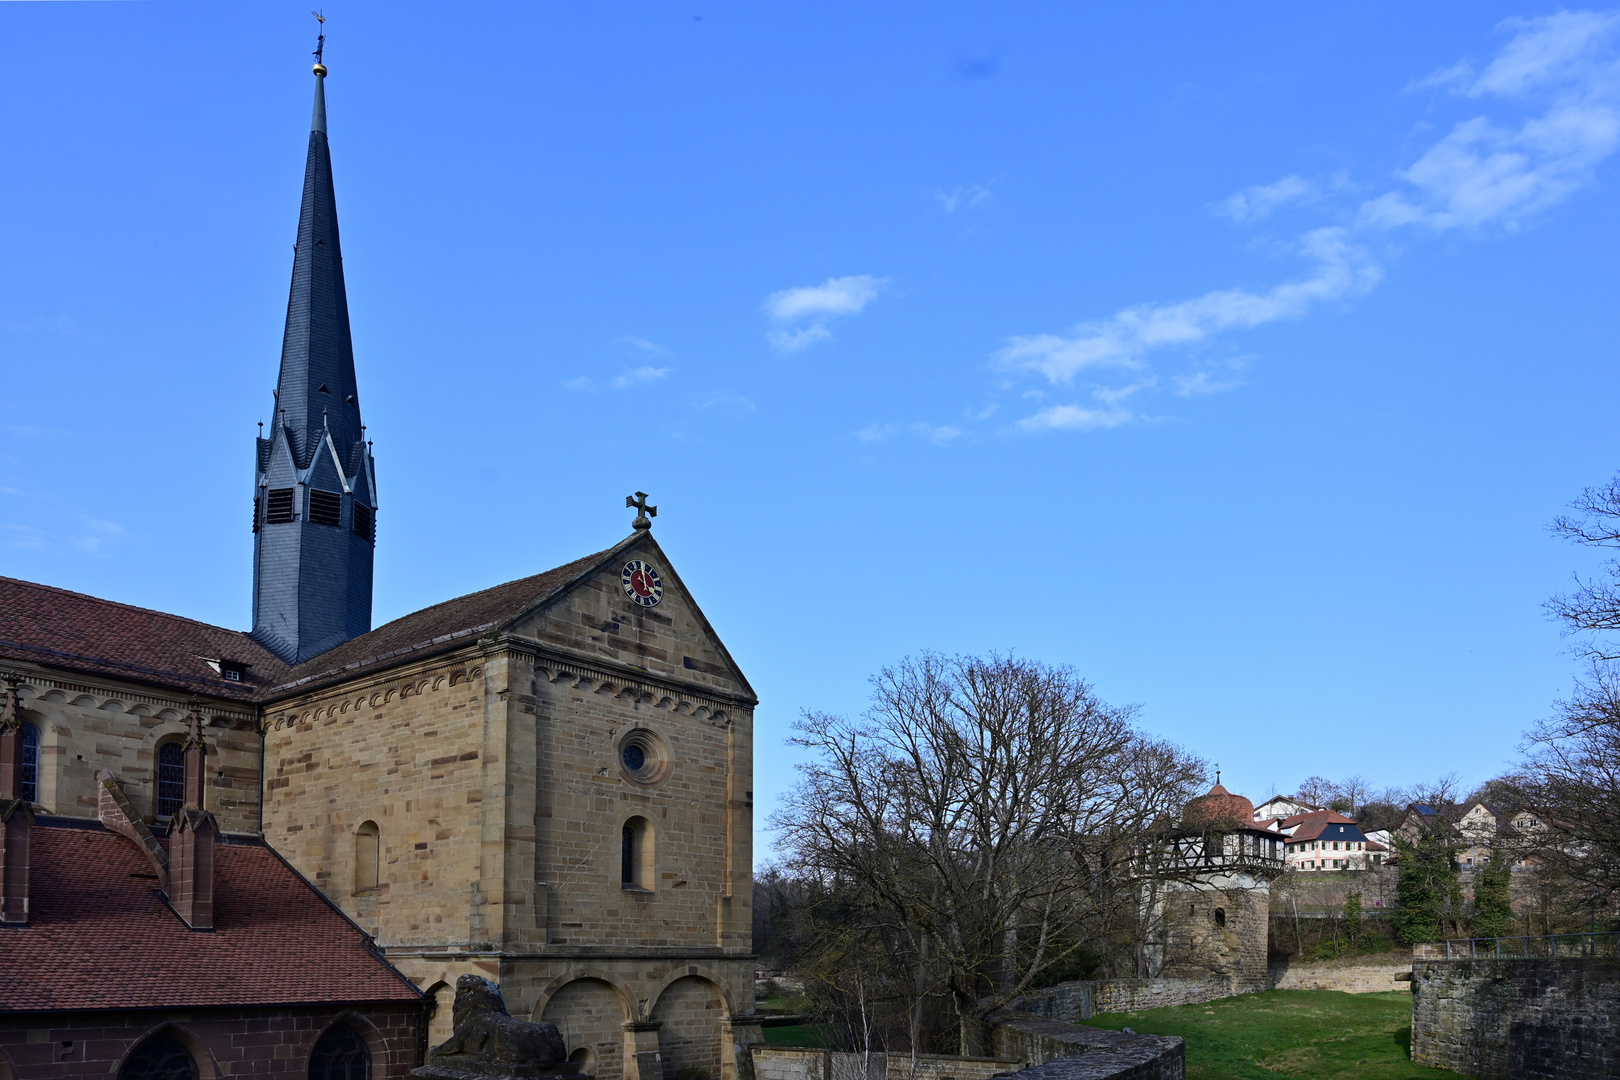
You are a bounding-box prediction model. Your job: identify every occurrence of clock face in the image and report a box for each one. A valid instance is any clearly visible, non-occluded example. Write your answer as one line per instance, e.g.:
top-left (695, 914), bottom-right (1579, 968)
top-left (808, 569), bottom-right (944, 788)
top-left (621, 560), bottom-right (664, 607)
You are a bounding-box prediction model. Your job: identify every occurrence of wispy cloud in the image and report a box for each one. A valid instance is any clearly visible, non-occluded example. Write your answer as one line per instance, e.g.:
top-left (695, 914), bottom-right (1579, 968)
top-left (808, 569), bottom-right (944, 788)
top-left (1000, 10), bottom-right (1620, 432)
top-left (935, 181), bottom-right (998, 214)
top-left (764, 275), bottom-right (887, 351)
top-left (611, 365), bottom-right (671, 388)
top-left (3, 516), bottom-right (122, 554)
top-left (615, 336), bottom-right (672, 358)
top-left (1212, 174), bottom-right (1319, 223)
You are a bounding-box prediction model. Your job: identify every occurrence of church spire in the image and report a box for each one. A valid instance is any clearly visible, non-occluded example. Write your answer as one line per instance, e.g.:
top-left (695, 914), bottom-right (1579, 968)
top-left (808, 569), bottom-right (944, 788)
top-left (252, 49), bottom-right (376, 665)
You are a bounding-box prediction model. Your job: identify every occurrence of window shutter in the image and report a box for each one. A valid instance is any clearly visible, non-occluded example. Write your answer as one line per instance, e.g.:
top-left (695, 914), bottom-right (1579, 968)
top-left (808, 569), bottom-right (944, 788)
top-left (265, 488), bottom-right (295, 524)
top-left (352, 503), bottom-right (374, 540)
top-left (309, 489), bottom-right (343, 527)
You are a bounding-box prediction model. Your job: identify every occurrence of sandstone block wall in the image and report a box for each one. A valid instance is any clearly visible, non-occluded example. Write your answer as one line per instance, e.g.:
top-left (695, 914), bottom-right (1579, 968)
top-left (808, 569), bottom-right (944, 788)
top-left (1008, 976), bottom-right (1234, 1023)
top-left (1267, 957), bottom-right (1412, 994)
top-left (1158, 880), bottom-right (1269, 990)
top-left (0, 1004), bottom-right (422, 1079)
top-left (750, 1047), bottom-right (1019, 1080)
top-left (7, 666), bottom-right (261, 832)
top-left (989, 1016), bottom-right (1184, 1080)
top-left (1412, 958), bottom-right (1620, 1078)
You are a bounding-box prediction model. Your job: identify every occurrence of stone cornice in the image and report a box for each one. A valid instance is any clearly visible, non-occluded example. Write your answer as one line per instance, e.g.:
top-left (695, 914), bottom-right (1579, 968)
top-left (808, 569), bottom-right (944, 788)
top-left (0, 660), bottom-right (258, 728)
top-left (484, 636), bottom-right (757, 712)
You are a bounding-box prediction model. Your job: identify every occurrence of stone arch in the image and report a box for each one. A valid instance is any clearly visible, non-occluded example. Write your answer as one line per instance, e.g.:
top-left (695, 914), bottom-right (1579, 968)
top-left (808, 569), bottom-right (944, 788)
top-left (649, 974), bottom-right (727, 1080)
top-left (646, 967), bottom-right (734, 1017)
top-left (424, 980), bottom-right (456, 1048)
top-left (311, 1012), bottom-right (388, 1077)
top-left (536, 974), bottom-right (637, 1080)
top-left (115, 1023), bottom-right (221, 1080)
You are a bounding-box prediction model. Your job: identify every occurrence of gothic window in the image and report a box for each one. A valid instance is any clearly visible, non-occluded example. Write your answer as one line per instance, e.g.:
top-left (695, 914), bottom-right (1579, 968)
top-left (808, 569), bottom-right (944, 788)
top-left (265, 488), bottom-right (295, 524)
top-left (119, 1031), bottom-right (199, 1080)
top-left (155, 741), bottom-right (185, 818)
top-left (354, 821), bottom-right (379, 894)
top-left (309, 1022), bottom-right (370, 1080)
top-left (309, 490), bottom-right (343, 527)
top-left (20, 721), bottom-right (38, 804)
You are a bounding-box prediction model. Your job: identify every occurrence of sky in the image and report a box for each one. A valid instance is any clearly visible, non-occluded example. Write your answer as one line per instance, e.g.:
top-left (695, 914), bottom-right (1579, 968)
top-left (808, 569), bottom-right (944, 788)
top-left (3, 3), bottom-right (1619, 863)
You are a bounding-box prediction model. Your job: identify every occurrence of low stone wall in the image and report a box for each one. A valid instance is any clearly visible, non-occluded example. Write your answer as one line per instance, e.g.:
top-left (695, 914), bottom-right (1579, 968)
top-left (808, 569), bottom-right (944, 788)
top-left (1266, 955), bottom-right (1413, 994)
top-left (1412, 958), bottom-right (1620, 1078)
top-left (751, 1047), bottom-right (1020, 1080)
top-left (1007, 977), bottom-right (1233, 1022)
top-left (990, 1015), bottom-right (1184, 1080)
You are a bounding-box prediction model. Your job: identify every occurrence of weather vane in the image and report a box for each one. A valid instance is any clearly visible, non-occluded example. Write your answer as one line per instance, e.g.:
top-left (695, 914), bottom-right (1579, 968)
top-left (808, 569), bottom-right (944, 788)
top-left (312, 11), bottom-right (327, 69)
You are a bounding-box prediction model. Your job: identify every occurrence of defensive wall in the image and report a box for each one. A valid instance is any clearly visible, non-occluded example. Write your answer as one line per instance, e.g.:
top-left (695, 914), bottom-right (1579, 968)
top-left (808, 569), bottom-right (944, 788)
top-left (1266, 954), bottom-right (1413, 994)
top-left (1412, 956), bottom-right (1620, 1078)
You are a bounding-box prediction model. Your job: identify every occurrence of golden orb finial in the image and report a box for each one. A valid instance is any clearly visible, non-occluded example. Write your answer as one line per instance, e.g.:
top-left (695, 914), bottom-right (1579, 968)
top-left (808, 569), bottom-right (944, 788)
top-left (313, 62), bottom-right (328, 77)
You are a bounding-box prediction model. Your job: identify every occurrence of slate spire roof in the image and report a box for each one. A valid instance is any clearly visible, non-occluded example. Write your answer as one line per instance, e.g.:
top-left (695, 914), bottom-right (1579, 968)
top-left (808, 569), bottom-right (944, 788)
top-left (274, 69), bottom-right (361, 469)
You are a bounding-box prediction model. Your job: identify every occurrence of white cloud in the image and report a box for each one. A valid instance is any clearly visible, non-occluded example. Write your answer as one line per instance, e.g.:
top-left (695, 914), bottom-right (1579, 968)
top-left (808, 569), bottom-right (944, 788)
top-left (767, 325), bottom-right (834, 352)
top-left (995, 12), bottom-right (1620, 432)
top-left (562, 376), bottom-right (593, 391)
top-left (615, 336), bottom-right (672, 358)
top-left (855, 423), bottom-right (900, 442)
top-left (611, 366), bottom-right (671, 388)
top-left (998, 227), bottom-right (1379, 384)
top-left (935, 182), bottom-right (997, 214)
top-left (766, 275), bottom-right (887, 322)
top-left (913, 423), bottom-right (963, 444)
top-left (1213, 174), bottom-right (1317, 223)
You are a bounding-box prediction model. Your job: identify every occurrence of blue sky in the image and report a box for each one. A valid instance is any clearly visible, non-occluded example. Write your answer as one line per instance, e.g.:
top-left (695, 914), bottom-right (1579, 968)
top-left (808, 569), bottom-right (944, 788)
top-left (4, 4), bottom-right (1619, 860)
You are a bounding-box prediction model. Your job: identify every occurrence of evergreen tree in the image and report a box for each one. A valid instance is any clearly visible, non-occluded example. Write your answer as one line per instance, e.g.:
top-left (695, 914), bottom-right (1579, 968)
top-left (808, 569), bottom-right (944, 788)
top-left (1344, 890), bottom-right (1363, 949)
top-left (1394, 830), bottom-right (1459, 944)
top-left (1471, 852), bottom-right (1514, 939)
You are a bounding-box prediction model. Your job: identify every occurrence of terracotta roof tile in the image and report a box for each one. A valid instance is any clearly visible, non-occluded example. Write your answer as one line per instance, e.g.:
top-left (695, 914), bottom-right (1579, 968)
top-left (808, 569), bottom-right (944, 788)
top-left (0, 577), bottom-right (286, 701)
top-left (0, 822), bottom-right (420, 1012)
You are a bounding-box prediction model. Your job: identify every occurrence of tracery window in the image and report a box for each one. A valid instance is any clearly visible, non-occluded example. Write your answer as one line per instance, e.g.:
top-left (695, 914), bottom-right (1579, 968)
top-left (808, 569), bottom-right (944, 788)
top-left (20, 720), bottom-right (39, 804)
top-left (309, 1022), bottom-right (371, 1080)
top-left (119, 1031), bottom-right (199, 1080)
top-left (156, 741), bottom-right (185, 818)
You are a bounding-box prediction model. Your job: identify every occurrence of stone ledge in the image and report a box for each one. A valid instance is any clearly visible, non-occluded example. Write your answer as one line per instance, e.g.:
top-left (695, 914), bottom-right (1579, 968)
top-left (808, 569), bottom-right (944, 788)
top-left (991, 1014), bottom-right (1185, 1080)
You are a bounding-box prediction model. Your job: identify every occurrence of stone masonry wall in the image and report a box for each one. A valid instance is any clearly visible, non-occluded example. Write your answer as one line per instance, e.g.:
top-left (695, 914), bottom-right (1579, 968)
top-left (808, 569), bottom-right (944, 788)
top-left (1412, 958), bottom-right (1620, 1078)
top-left (7, 665), bottom-right (261, 832)
top-left (750, 1047), bottom-right (1020, 1080)
top-left (990, 1016), bottom-right (1184, 1080)
top-left (1267, 956), bottom-right (1412, 994)
top-left (1008, 977), bottom-right (1233, 1023)
top-left (0, 1004), bottom-right (422, 1079)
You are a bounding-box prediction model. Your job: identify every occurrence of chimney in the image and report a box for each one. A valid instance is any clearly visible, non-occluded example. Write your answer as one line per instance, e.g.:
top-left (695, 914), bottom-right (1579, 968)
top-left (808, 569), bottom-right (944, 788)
top-left (168, 705), bottom-right (217, 931)
top-left (0, 676), bottom-right (34, 927)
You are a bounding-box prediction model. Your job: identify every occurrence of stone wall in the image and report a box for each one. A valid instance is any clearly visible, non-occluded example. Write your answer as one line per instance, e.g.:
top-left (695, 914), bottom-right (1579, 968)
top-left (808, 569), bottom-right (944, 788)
top-left (1008, 977), bottom-right (1233, 1023)
top-left (751, 1047), bottom-right (1020, 1080)
top-left (0, 1004), bottom-right (422, 1079)
top-left (6, 665), bottom-right (261, 832)
top-left (990, 1016), bottom-right (1184, 1080)
top-left (1412, 958), bottom-right (1620, 1078)
top-left (1266, 955), bottom-right (1413, 994)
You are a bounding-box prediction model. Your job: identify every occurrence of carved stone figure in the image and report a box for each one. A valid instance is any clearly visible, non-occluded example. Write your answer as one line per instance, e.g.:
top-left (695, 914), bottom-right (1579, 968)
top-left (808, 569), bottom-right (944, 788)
top-left (412, 976), bottom-right (579, 1079)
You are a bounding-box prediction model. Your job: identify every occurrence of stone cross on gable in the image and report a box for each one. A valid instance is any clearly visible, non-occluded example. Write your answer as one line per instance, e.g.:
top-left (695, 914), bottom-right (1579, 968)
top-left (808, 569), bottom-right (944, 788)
top-left (626, 491), bottom-right (657, 531)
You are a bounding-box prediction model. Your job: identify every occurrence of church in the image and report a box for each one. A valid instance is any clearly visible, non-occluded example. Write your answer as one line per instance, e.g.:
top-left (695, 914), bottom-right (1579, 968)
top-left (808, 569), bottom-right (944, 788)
top-left (0, 55), bottom-right (759, 1080)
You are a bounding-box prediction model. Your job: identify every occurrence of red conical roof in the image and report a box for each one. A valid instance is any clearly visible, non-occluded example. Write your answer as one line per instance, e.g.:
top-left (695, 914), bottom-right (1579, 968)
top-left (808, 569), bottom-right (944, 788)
top-left (1184, 781), bottom-right (1255, 829)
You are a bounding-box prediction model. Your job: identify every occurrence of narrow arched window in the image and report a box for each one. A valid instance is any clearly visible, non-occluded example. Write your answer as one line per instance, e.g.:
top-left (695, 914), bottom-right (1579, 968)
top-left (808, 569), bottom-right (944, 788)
top-left (120, 1031), bottom-right (198, 1080)
top-left (1213, 907), bottom-right (1227, 928)
top-left (354, 822), bottom-right (380, 894)
top-left (309, 1022), bottom-right (370, 1080)
top-left (621, 816), bottom-right (652, 890)
top-left (155, 742), bottom-right (185, 819)
top-left (20, 720), bottom-right (39, 804)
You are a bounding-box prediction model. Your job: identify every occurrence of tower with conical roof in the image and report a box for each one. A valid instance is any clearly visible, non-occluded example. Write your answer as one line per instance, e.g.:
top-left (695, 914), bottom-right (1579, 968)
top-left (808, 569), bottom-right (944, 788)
top-left (252, 54), bottom-right (376, 664)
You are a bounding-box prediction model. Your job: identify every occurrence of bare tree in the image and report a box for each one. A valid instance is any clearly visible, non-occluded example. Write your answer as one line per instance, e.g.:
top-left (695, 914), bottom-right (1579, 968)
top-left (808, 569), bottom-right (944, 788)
top-left (1549, 475), bottom-right (1620, 659)
top-left (1328, 775), bottom-right (1372, 818)
top-left (773, 653), bottom-right (1204, 1055)
top-left (1296, 776), bottom-right (1334, 807)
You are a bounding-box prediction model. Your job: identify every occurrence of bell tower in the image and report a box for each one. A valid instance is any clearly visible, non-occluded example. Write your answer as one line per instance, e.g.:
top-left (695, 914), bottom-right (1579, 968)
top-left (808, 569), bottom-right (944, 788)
top-left (252, 53), bottom-right (376, 664)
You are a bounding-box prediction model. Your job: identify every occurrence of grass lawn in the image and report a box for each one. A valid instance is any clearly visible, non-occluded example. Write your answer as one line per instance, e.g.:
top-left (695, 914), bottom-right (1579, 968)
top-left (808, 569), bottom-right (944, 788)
top-left (1082, 990), bottom-right (1466, 1080)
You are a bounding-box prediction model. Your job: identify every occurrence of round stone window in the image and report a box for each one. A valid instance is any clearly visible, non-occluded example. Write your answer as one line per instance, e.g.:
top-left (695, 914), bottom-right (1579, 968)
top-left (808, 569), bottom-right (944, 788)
top-left (617, 728), bottom-right (669, 786)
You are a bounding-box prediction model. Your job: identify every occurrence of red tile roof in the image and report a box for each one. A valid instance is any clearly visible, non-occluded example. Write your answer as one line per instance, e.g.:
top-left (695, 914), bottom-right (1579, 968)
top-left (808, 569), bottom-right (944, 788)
top-left (1282, 810), bottom-right (1360, 842)
top-left (0, 577), bottom-right (286, 702)
top-left (0, 821), bottom-right (421, 1012)
top-left (272, 542), bottom-right (626, 695)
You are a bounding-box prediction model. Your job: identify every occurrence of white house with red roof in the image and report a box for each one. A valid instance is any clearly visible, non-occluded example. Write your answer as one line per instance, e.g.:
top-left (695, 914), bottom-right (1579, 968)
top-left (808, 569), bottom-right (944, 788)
top-left (1268, 810), bottom-right (1389, 871)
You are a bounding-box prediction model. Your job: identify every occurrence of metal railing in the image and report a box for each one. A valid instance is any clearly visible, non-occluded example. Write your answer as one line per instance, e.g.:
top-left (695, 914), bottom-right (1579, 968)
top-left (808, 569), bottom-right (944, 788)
top-left (1442, 930), bottom-right (1619, 959)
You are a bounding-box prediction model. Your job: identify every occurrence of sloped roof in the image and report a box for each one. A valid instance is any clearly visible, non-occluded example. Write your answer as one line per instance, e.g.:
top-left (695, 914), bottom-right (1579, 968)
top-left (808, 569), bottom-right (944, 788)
top-left (1286, 812), bottom-right (1367, 844)
top-left (0, 577), bottom-right (287, 702)
top-left (0, 820), bottom-right (421, 1012)
top-left (271, 541), bottom-right (627, 694)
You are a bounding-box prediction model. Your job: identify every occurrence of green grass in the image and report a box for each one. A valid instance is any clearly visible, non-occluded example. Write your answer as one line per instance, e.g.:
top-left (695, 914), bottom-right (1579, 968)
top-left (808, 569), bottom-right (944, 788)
top-left (1081, 990), bottom-right (1466, 1080)
top-left (762, 1024), bottom-right (838, 1048)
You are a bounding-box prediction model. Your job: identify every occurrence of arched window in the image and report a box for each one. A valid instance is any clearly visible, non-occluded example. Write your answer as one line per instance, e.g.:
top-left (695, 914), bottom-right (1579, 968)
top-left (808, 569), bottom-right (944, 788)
top-left (1213, 907), bottom-right (1227, 928)
top-left (120, 1031), bottom-right (198, 1080)
top-left (621, 816), bottom-right (652, 890)
top-left (354, 822), bottom-right (379, 895)
top-left (20, 721), bottom-right (39, 804)
top-left (155, 742), bottom-right (185, 819)
top-left (309, 1022), bottom-right (370, 1080)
